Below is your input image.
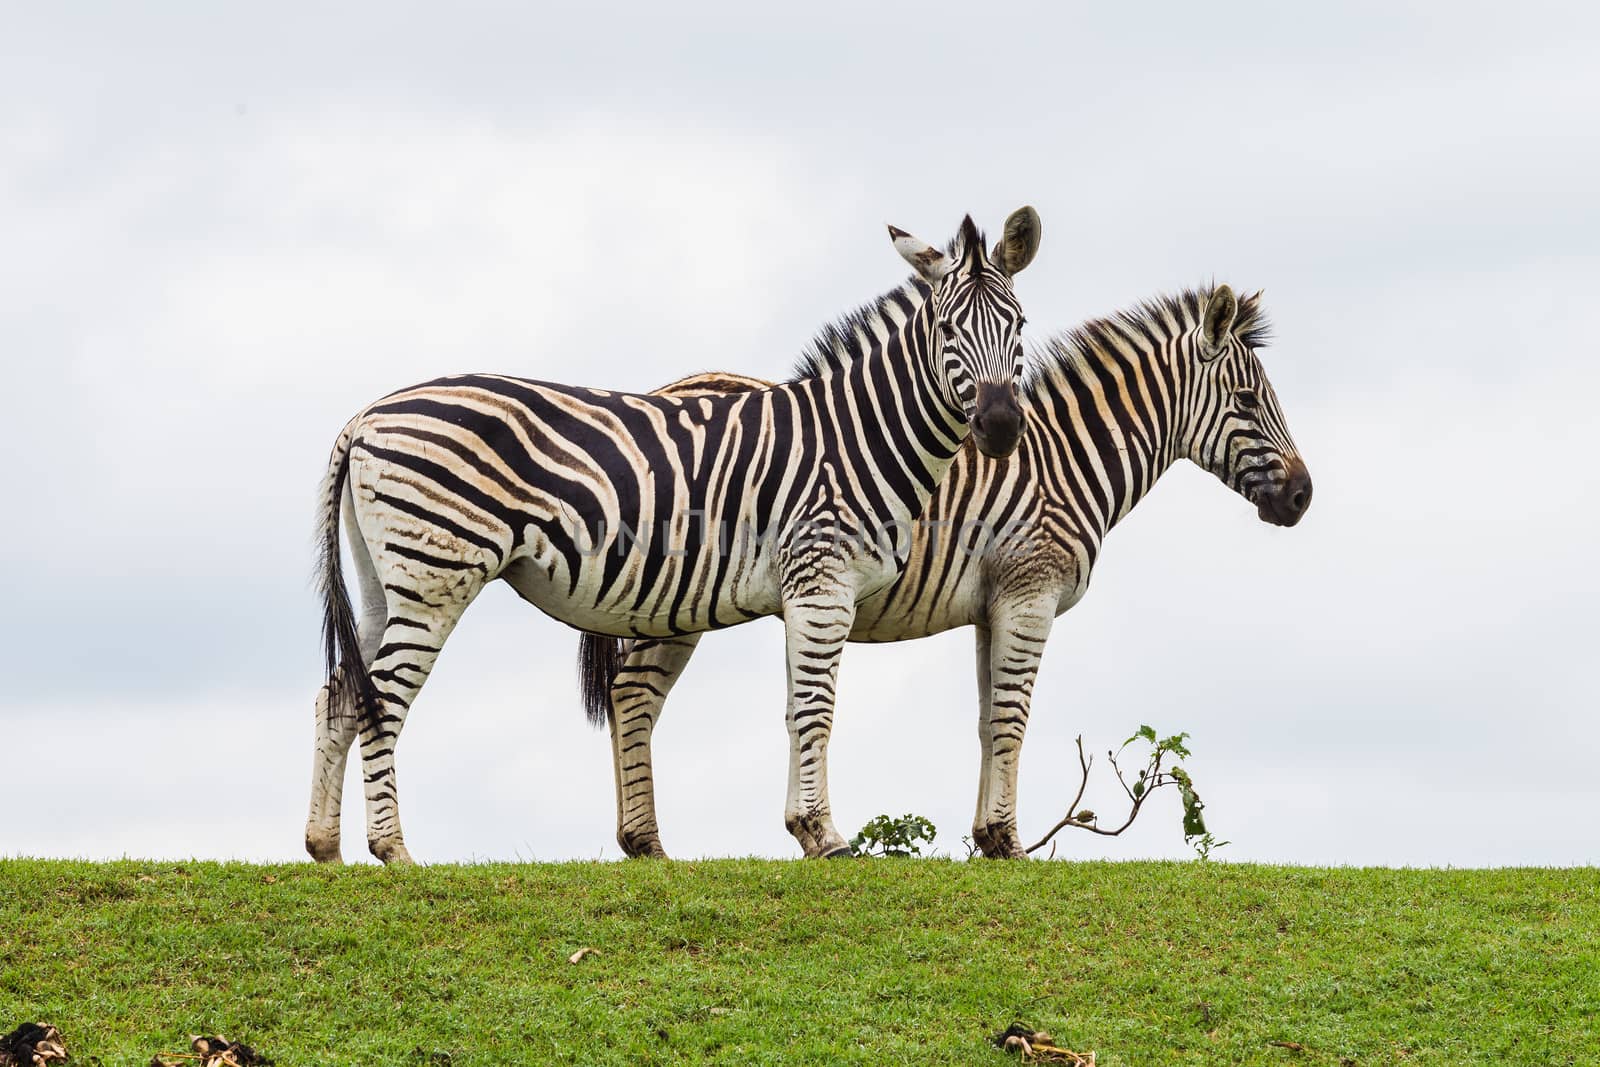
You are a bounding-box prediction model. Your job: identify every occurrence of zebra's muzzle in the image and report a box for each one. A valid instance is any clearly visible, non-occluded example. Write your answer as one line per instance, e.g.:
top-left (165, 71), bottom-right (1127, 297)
top-left (970, 383), bottom-right (1023, 459)
top-left (1257, 458), bottom-right (1313, 527)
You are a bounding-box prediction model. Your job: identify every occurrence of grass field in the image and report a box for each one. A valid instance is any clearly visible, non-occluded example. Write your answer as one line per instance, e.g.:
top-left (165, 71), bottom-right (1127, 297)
top-left (2, 859), bottom-right (1596, 1065)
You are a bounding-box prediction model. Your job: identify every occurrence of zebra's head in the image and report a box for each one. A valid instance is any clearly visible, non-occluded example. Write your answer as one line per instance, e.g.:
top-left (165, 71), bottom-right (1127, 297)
top-left (1183, 285), bottom-right (1313, 527)
top-left (890, 207), bottom-right (1040, 458)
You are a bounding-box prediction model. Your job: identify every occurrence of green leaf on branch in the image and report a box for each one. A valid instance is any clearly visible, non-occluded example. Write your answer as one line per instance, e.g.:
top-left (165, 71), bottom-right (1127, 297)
top-left (1170, 768), bottom-right (1208, 838)
top-left (1124, 724), bottom-right (1158, 748)
top-left (1158, 732), bottom-right (1193, 759)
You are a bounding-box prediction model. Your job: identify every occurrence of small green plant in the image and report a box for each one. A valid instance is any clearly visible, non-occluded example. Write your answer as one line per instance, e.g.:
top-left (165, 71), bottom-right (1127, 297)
top-left (1028, 725), bottom-right (1226, 860)
top-left (851, 813), bottom-right (937, 857)
top-left (1188, 831), bottom-right (1230, 861)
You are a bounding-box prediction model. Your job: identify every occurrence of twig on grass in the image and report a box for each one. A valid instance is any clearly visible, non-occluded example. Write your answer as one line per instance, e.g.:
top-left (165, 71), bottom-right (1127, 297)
top-left (993, 1024), bottom-right (1096, 1064)
top-left (150, 1035), bottom-right (271, 1067)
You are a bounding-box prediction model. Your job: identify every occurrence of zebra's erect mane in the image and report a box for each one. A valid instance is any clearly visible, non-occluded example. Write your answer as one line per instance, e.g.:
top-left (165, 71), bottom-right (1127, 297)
top-left (787, 279), bottom-right (927, 382)
top-left (788, 227), bottom-right (989, 383)
top-left (1024, 285), bottom-right (1272, 401)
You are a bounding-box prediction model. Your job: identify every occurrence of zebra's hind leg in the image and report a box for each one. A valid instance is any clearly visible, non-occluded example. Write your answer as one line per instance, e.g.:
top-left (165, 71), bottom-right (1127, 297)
top-left (355, 597), bottom-right (478, 866)
top-left (973, 597), bottom-right (1056, 859)
top-left (306, 487), bottom-right (388, 864)
top-left (609, 635), bottom-right (702, 858)
top-left (305, 680), bottom-right (359, 863)
top-left (336, 437), bottom-right (503, 864)
top-left (780, 585), bottom-right (857, 858)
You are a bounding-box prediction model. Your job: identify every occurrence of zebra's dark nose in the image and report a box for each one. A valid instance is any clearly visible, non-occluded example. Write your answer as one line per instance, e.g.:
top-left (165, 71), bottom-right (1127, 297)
top-left (1261, 459), bottom-right (1313, 527)
top-left (971, 383), bottom-right (1023, 459)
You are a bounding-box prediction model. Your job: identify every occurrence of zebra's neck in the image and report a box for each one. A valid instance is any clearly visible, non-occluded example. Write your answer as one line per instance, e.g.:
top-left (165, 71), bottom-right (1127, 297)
top-left (1024, 306), bottom-right (1198, 542)
top-left (788, 279), bottom-right (970, 514)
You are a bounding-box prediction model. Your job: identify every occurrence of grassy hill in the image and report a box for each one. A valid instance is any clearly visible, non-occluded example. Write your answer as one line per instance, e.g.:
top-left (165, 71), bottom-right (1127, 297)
top-left (2, 859), bottom-right (1595, 1065)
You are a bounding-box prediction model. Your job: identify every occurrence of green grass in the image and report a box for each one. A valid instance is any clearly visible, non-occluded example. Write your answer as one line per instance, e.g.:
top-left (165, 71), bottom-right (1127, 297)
top-left (2, 860), bottom-right (1596, 1065)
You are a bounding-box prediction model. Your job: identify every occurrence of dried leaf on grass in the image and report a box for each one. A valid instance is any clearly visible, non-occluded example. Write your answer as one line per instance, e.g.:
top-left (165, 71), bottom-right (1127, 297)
top-left (150, 1034), bottom-right (273, 1067)
top-left (0, 1023), bottom-right (69, 1067)
top-left (992, 1023), bottom-right (1096, 1064)
top-left (568, 946), bottom-right (599, 964)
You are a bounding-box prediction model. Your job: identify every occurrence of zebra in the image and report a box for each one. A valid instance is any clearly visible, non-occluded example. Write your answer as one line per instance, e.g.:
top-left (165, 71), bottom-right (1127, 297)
top-left (581, 284), bottom-right (1311, 859)
top-left (306, 208), bottom-right (1043, 864)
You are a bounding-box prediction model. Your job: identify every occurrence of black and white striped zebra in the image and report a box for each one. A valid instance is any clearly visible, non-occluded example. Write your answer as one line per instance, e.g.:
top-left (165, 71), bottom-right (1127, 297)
top-left (306, 209), bottom-right (1042, 863)
top-left (582, 284), bottom-right (1311, 858)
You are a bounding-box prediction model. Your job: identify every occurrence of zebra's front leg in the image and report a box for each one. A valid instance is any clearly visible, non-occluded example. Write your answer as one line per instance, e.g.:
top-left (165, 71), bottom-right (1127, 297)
top-left (609, 635), bottom-right (702, 858)
top-left (973, 598), bottom-right (1056, 859)
top-left (781, 586), bottom-right (857, 858)
top-left (970, 624), bottom-right (1000, 858)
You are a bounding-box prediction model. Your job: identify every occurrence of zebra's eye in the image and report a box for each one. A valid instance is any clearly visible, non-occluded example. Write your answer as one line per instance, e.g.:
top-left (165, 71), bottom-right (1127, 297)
top-left (1018, 317), bottom-right (1027, 329)
top-left (939, 321), bottom-right (957, 341)
top-left (1235, 389), bottom-right (1260, 411)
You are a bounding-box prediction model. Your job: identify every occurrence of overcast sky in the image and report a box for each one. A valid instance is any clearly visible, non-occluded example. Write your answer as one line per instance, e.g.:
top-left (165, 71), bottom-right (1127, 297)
top-left (4, 3), bottom-right (1597, 866)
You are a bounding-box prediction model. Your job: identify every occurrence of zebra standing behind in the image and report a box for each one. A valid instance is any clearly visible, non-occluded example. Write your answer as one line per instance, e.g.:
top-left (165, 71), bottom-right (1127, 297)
top-left (583, 284), bottom-right (1311, 858)
top-left (307, 209), bottom-right (1042, 864)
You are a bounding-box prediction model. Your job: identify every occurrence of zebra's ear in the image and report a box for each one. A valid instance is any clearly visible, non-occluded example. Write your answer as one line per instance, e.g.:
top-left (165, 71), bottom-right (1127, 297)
top-left (889, 225), bottom-right (953, 284)
top-left (1201, 284), bottom-right (1239, 359)
top-left (991, 205), bottom-right (1041, 277)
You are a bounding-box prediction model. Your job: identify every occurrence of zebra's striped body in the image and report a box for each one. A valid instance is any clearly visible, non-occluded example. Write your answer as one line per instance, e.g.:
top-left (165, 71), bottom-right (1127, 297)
top-left (589, 285), bottom-right (1311, 858)
top-left (306, 210), bottom-right (1041, 864)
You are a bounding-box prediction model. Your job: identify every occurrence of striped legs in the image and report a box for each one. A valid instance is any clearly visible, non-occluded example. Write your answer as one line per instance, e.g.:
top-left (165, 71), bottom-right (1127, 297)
top-left (971, 624), bottom-right (1000, 857)
top-left (303, 490), bottom-right (486, 864)
top-left (605, 592), bottom-right (858, 859)
top-left (608, 635), bottom-right (702, 858)
top-left (306, 598), bottom-right (473, 865)
top-left (972, 597), bottom-right (1055, 858)
top-left (353, 588), bottom-right (479, 865)
top-left (305, 678), bottom-right (361, 863)
top-left (781, 585), bottom-right (857, 858)
top-left (305, 498), bottom-right (386, 864)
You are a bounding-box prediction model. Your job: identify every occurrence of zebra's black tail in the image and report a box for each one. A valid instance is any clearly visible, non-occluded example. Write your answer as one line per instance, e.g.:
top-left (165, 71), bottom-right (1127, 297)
top-left (578, 633), bottom-right (626, 728)
top-left (317, 427), bottom-right (381, 726)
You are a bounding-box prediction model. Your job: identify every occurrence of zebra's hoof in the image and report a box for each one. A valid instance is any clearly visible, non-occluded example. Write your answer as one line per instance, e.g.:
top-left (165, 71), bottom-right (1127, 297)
top-left (787, 812), bottom-right (850, 858)
top-left (305, 833), bottom-right (342, 864)
top-left (975, 822), bottom-right (1029, 859)
top-left (618, 831), bottom-right (669, 858)
top-left (370, 839), bottom-right (416, 866)
top-left (822, 844), bottom-right (856, 859)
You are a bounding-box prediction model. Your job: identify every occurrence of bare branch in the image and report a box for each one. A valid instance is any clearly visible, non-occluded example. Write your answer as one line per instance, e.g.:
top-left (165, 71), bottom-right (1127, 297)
top-left (1025, 730), bottom-right (1198, 854)
top-left (1026, 737), bottom-right (1097, 853)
